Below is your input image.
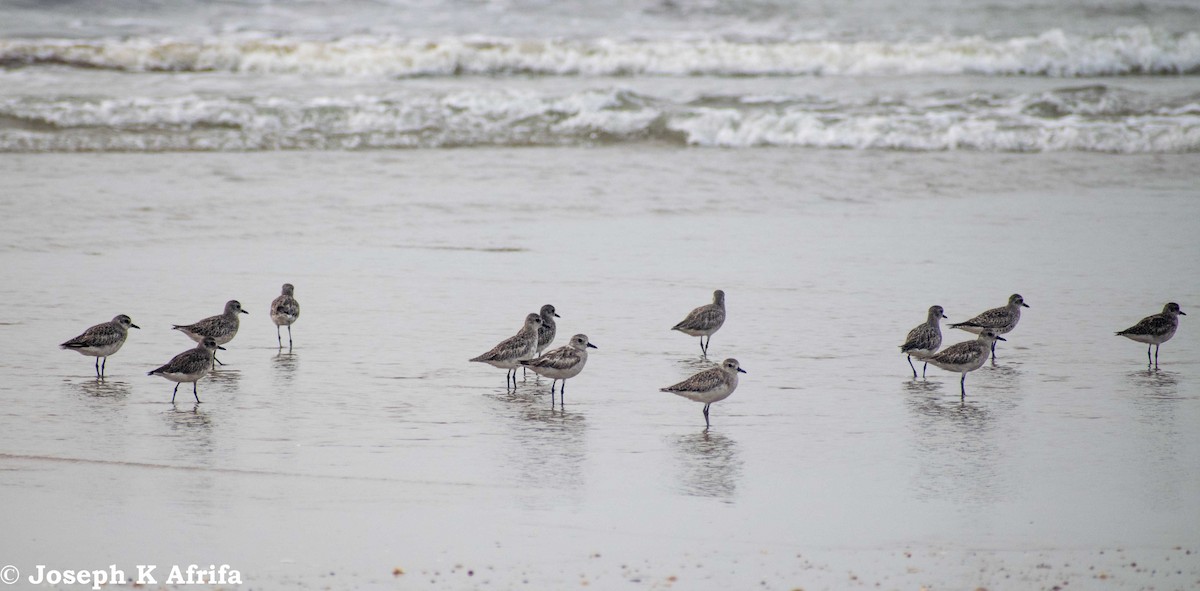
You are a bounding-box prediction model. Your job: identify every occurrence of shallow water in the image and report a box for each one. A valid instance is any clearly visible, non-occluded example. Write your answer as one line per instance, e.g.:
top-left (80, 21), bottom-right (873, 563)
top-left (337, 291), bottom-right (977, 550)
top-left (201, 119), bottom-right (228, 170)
top-left (1, 148), bottom-right (1198, 589)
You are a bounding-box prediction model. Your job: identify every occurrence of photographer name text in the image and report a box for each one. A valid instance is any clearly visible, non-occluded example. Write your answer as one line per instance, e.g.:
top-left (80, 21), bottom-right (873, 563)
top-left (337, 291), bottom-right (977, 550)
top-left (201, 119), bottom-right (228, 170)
top-left (24, 564), bottom-right (241, 588)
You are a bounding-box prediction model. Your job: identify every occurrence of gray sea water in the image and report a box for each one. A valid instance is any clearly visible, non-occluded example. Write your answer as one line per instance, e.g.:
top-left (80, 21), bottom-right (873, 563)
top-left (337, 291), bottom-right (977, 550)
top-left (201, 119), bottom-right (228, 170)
top-left (2, 1), bottom-right (1200, 590)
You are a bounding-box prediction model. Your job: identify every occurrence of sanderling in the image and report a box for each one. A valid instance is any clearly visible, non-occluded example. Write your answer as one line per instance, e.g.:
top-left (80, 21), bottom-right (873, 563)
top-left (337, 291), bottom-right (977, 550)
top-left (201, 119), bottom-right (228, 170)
top-left (270, 283), bottom-right (300, 349)
top-left (147, 337), bottom-right (225, 403)
top-left (60, 314), bottom-right (140, 378)
top-left (520, 333), bottom-right (596, 405)
top-left (926, 329), bottom-right (1005, 399)
top-left (1117, 302), bottom-right (1186, 369)
top-left (673, 289), bottom-right (726, 357)
top-left (899, 305), bottom-right (947, 378)
top-left (949, 294), bottom-right (1028, 359)
top-left (173, 300), bottom-right (248, 367)
top-left (470, 313), bottom-right (544, 389)
top-left (662, 358), bottom-right (746, 429)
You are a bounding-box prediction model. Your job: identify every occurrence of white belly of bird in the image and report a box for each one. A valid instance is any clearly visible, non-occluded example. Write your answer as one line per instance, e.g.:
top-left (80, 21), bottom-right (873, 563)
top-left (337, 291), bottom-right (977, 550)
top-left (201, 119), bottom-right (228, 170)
top-left (73, 341), bottom-right (124, 357)
top-left (159, 368), bottom-right (210, 384)
top-left (674, 381), bottom-right (735, 404)
top-left (929, 351), bottom-right (988, 374)
top-left (529, 360), bottom-right (585, 381)
top-left (677, 326), bottom-right (716, 337)
top-left (906, 347), bottom-right (936, 359)
top-left (1125, 324), bottom-right (1176, 345)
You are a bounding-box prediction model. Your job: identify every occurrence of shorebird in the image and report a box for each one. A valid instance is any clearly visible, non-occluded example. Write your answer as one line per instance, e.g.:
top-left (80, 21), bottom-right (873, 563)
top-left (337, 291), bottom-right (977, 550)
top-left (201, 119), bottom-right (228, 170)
top-left (673, 289), bottom-right (726, 357)
top-left (949, 294), bottom-right (1028, 360)
top-left (270, 283), bottom-right (300, 349)
top-left (173, 300), bottom-right (248, 367)
top-left (60, 314), bottom-right (139, 377)
top-left (899, 305), bottom-right (947, 378)
top-left (470, 313), bottom-right (543, 389)
top-left (662, 358), bottom-right (746, 429)
top-left (520, 333), bottom-right (596, 405)
top-left (926, 329), bottom-right (1005, 400)
top-left (1116, 302), bottom-right (1186, 369)
top-left (148, 337), bottom-right (225, 403)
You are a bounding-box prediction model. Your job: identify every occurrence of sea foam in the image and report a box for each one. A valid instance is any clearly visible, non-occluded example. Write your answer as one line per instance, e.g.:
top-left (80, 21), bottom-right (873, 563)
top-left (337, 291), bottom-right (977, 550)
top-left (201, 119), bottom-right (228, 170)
top-left (2, 28), bottom-right (1198, 77)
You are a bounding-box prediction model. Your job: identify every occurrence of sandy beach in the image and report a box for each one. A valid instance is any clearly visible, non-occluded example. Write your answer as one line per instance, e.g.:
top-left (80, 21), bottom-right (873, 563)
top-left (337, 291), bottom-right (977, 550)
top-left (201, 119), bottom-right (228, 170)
top-left (1, 147), bottom-right (1198, 589)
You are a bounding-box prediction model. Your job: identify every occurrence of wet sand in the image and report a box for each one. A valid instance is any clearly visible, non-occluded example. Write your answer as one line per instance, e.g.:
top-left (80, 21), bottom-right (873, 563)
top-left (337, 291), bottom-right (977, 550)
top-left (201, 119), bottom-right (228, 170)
top-left (1, 148), bottom-right (1198, 589)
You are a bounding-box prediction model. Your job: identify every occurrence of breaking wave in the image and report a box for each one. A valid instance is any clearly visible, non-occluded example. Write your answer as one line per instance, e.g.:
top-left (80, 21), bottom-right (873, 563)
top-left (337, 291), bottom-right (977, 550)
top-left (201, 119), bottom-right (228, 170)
top-left (2, 86), bottom-right (1198, 152)
top-left (2, 28), bottom-right (1199, 77)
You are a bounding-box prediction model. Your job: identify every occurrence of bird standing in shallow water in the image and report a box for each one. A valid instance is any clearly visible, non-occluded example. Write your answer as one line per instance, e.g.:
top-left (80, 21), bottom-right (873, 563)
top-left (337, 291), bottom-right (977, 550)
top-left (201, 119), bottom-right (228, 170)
top-left (60, 314), bottom-right (139, 378)
top-left (173, 299), bottom-right (248, 367)
top-left (672, 290), bottom-right (726, 357)
top-left (470, 313), bottom-right (544, 389)
top-left (270, 283), bottom-right (300, 350)
top-left (1116, 302), bottom-right (1185, 369)
top-left (899, 305), bottom-right (947, 378)
top-left (148, 337), bottom-right (225, 404)
top-left (520, 333), bottom-right (596, 406)
top-left (662, 358), bottom-right (746, 429)
top-left (926, 329), bottom-right (1005, 400)
top-left (949, 294), bottom-right (1028, 361)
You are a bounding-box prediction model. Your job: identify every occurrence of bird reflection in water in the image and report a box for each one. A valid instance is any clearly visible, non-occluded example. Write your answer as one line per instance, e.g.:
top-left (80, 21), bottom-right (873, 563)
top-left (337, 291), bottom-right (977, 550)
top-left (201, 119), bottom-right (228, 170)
top-left (905, 385), bottom-right (1010, 506)
top-left (497, 399), bottom-right (588, 507)
top-left (1129, 369), bottom-right (1180, 399)
top-left (273, 350), bottom-right (298, 385)
top-left (163, 402), bottom-right (217, 461)
top-left (76, 378), bottom-right (132, 399)
top-left (672, 431), bottom-right (742, 500)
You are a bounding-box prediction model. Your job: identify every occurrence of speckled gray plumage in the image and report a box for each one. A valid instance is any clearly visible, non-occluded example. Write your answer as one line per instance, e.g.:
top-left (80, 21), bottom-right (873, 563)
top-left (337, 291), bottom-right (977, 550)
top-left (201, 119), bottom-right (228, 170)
top-left (673, 290), bottom-right (726, 336)
top-left (271, 284), bottom-right (300, 327)
top-left (950, 294), bottom-right (1027, 335)
top-left (1117, 302), bottom-right (1183, 343)
top-left (174, 300), bottom-right (248, 345)
top-left (536, 304), bottom-right (559, 353)
top-left (900, 305), bottom-right (945, 356)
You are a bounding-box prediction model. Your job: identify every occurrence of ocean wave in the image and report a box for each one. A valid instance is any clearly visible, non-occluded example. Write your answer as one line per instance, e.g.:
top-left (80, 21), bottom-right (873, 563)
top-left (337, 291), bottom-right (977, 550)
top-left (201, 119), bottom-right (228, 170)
top-left (2, 87), bottom-right (1198, 153)
top-left (2, 28), bottom-right (1199, 77)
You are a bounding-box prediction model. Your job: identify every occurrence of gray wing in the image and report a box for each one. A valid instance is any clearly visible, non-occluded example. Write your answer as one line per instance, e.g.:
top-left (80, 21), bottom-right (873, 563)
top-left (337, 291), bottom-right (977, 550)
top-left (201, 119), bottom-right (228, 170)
top-left (471, 331), bottom-right (534, 362)
top-left (521, 346), bottom-right (582, 370)
top-left (930, 341), bottom-right (982, 365)
top-left (62, 321), bottom-right (122, 348)
top-left (950, 306), bottom-right (1009, 329)
top-left (673, 305), bottom-right (725, 331)
top-left (149, 348), bottom-right (208, 375)
top-left (1117, 314), bottom-right (1172, 337)
top-left (662, 367), bottom-right (726, 392)
top-left (272, 295), bottom-right (300, 317)
top-left (900, 323), bottom-right (940, 352)
top-left (174, 314), bottom-right (225, 337)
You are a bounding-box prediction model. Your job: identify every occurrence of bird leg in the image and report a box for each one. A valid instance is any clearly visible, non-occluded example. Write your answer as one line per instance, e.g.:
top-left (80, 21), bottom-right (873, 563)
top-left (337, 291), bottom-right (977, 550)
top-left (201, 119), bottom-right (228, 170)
top-left (287, 325), bottom-right (293, 348)
top-left (702, 403), bottom-right (711, 428)
top-left (906, 355), bottom-right (917, 378)
top-left (960, 374), bottom-right (966, 400)
top-left (192, 381), bottom-right (202, 404)
top-left (277, 326), bottom-right (283, 349)
top-left (922, 362), bottom-right (928, 378)
top-left (171, 383), bottom-right (180, 404)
